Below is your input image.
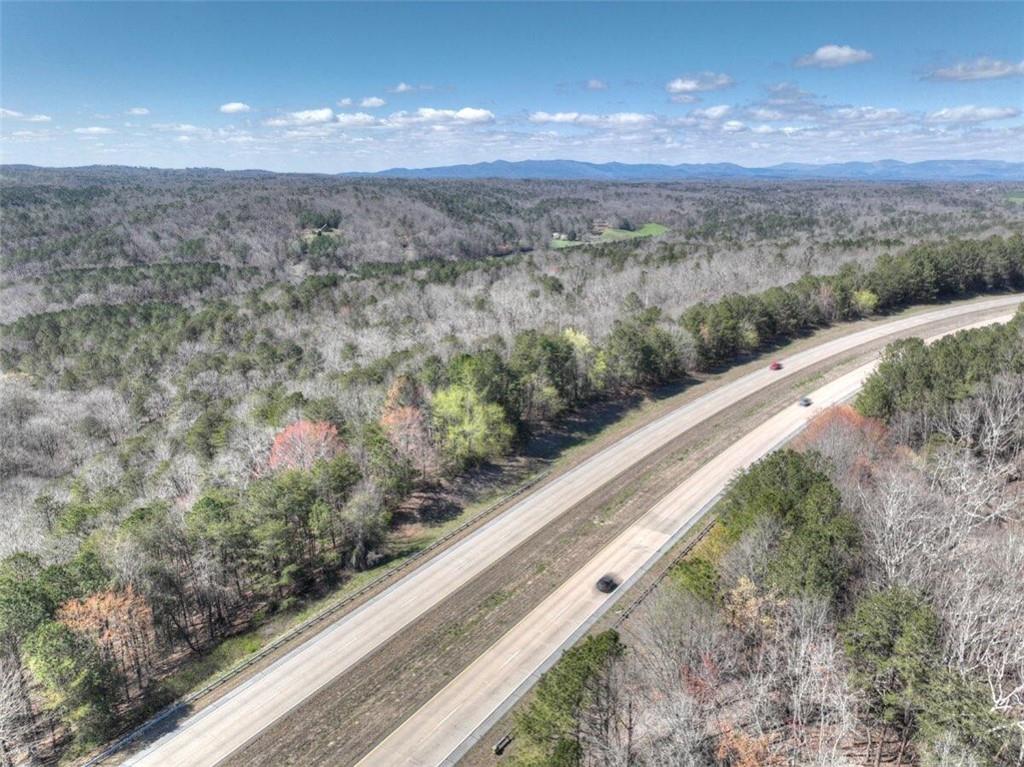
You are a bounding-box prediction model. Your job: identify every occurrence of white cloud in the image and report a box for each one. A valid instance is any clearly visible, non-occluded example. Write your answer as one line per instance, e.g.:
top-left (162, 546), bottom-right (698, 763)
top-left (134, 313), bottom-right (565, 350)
top-left (126, 107), bottom-right (150, 116)
top-left (927, 57), bottom-right (1024, 82)
top-left (529, 111), bottom-right (654, 127)
top-left (764, 82), bottom-right (815, 105)
top-left (265, 108), bottom-right (335, 126)
top-left (834, 106), bottom-right (904, 123)
top-left (665, 72), bottom-right (734, 101)
top-left (1, 107), bottom-right (52, 123)
top-left (154, 123), bottom-right (203, 133)
top-left (219, 102), bottom-right (251, 114)
top-left (796, 44), bottom-right (873, 69)
top-left (336, 112), bottom-right (378, 127)
top-left (360, 96), bottom-right (386, 108)
top-left (337, 97), bottom-right (354, 107)
top-left (175, 135), bottom-right (192, 143)
top-left (751, 82), bottom-right (826, 121)
top-left (926, 105), bottom-right (1020, 123)
top-left (748, 108), bottom-right (785, 121)
top-left (529, 111), bottom-right (582, 124)
top-left (585, 78), bottom-right (608, 91)
top-left (400, 107), bottom-right (494, 124)
top-left (73, 126), bottom-right (113, 135)
top-left (600, 112), bottom-right (653, 126)
top-left (450, 107), bottom-right (494, 123)
top-left (721, 120), bottom-right (746, 133)
top-left (389, 82), bottom-right (432, 94)
top-left (691, 104), bottom-right (732, 120)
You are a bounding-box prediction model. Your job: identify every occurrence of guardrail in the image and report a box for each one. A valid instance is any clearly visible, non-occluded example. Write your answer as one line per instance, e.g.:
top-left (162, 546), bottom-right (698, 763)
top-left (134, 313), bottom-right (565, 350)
top-left (613, 516), bottom-right (718, 628)
top-left (81, 466), bottom-right (554, 766)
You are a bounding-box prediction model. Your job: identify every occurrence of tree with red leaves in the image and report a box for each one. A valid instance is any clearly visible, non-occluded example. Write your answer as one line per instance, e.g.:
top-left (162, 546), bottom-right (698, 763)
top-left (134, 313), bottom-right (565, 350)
top-left (267, 419), bottom-right (343, 472)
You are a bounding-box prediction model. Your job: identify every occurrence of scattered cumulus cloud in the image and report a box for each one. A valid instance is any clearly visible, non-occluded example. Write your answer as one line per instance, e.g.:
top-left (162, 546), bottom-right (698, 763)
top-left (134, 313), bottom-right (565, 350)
top-left (259, 106), bottom-right (495, 131)
top-left (1, 107), bottom-right (52, 123)
top-left (265, 108), bottom-right (334, 126)
top-left (796, 44), bottom-right (873, 68)
top-left (154, 123), bottom-right (203, 133)
top-left (529, 111), bottom-right (655, 128)
top-left (926, 105), bottom-right (1020, 123)
top-left (751, 82), bottom-right (826, 121)
top-left (600, 112), bottom-right (653, 126)
top-left (8, 64), bottom-right (1022, 170)
top-left (834, 106), bottom-right (905, 123)
top-left (691, 104), bottom-right (732, 120)
top-left (764, 82), bottom-right (815, 104)
top-left (529, 111), bottom-right (582, 124)
top-left (336, 112), bottom-right (378, 127)
top-left (390, 82), bottom-right (432, 94)
top-left (390, 107), bottom-right (493, 124)
top-left (748, 108), bottom-right (786, 121)
top-left (665, 72), bottom-right (734, 102)
top-left (926, 57), bottom-right (1024, 81)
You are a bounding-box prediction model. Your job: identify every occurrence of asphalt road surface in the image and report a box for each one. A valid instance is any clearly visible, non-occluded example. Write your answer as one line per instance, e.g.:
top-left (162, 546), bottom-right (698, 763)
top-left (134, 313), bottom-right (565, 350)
top-left (358, 310), bottom-right (1018, 767)
top-left (120, 295), bottom-right (1021, 767)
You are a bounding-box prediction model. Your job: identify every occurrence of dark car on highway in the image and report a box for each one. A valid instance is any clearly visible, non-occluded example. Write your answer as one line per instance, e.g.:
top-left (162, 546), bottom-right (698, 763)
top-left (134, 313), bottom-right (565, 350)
top-left (799, 396), bottom-right (812, 407)
top-left (596, 575), bottom-right (619, 593)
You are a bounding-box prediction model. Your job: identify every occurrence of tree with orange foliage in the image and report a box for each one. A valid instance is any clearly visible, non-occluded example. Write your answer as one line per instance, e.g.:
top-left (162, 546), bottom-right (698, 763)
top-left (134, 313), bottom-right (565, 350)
top-left (267, 419), bottom-right (343, 472)
top-left (379, 375), bottom-right (442, 478)
top-left (796, 405), bottom-right (890, 483)
top-left (715, 724), bottom-right (781, 767)
top-left (57, 586), bottom-right (155, 696)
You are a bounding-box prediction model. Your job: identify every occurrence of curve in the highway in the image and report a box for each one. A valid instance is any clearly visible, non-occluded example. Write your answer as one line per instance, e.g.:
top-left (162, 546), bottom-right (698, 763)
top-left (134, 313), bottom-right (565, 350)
top-left (120, 295), bottom-right (1022, 767)
top-left (358, 311), bottom-right (1017, 767)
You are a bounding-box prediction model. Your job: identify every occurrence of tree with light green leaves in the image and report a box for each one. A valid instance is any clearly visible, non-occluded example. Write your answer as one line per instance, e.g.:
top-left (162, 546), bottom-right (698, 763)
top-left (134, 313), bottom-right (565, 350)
top-left (431, 384), bottom-right (514, 468)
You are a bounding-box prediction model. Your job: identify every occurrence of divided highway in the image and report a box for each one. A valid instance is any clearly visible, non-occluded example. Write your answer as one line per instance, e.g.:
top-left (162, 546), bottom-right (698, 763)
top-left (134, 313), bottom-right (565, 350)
top-left (120, 295), bottom-right (1021, 767)
top-left (359, 311), bottom-right (1018, 767)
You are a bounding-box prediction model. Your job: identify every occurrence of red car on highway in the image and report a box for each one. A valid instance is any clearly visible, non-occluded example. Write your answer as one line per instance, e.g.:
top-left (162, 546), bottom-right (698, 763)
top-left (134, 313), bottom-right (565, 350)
top-left (769, 360), bottom-right (783, 371)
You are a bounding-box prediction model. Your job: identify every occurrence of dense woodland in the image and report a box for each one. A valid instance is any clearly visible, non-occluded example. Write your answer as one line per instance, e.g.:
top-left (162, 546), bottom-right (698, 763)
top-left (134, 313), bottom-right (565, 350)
top-left (1, 167), bottom-right (1023, 763)
top-left (513, 316), bottom-right (1024, 767)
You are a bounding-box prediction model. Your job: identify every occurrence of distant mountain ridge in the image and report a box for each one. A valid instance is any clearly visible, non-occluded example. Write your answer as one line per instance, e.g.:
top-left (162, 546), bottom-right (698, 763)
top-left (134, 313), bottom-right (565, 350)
top-left (348, 158), bottom-right (1024, 182)
top-left (4, 159), bottom-right (1022, 182)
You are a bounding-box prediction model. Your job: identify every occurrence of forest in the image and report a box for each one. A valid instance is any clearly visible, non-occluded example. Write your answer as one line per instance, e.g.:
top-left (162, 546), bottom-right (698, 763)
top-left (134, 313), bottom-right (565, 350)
top-left (1, 167), bottom-right (1023, 763)
top-left (512, 315), bottom-right (1024, 767)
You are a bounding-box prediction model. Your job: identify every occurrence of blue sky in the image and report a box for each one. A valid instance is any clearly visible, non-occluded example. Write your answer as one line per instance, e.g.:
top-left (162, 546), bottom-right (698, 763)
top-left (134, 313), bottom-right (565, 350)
top-left (2, 2), bottom-right (1022, 172)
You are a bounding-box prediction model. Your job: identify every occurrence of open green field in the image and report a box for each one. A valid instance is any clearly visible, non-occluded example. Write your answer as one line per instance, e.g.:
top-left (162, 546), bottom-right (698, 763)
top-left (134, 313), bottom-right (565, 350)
top-left (551, 222), bottom-right (667, 249)
top-left (1007, 192), bottom-right (1024, 204)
